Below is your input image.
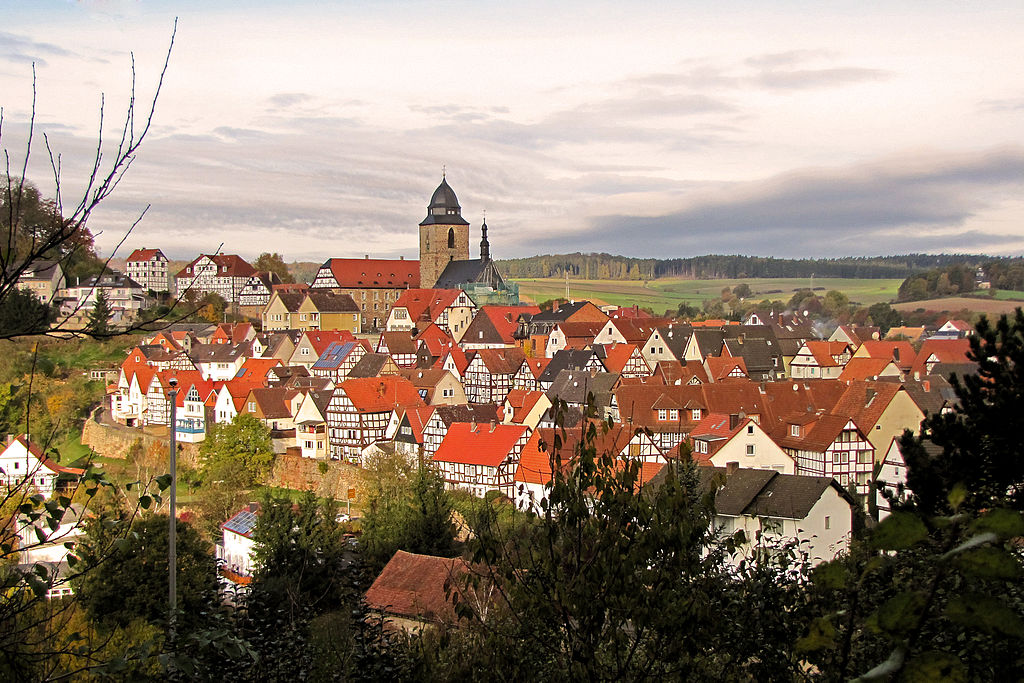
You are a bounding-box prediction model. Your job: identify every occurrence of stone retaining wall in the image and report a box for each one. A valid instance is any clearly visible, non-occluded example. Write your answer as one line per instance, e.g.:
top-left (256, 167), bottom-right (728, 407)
top-left (81, 419), bottom-right (200, 468)
top-left (268, 453), bottom-right (368, 507)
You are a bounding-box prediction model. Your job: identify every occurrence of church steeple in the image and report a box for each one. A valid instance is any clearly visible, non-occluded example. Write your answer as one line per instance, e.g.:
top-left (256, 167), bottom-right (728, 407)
top-left (480, 219), bottom-right (490, 262)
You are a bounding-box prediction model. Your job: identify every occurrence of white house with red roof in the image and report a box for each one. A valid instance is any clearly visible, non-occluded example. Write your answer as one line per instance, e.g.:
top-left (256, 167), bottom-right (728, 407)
top-left (789, 341), bottom-right (853, 379)
top-left (175, 253), bottom-right (257, 304)
top-left (309, 256), bottom-right (420, 332)
top-left (125, 247), bottom-right (172, 292)
top-left (326, 376), bottom-right (425, 462)
top-left (463, 347), bottom-right (526, 404)
top-left (175, 375), bottom-right (217, 443)
top-left (0, 435), bottom-right (84, 498)
top-left (432, 422), bottom-right (531, 498)
top-left (688, 413), bottom-right (795, 474)
top-left (386, 288), bottom-right (477, 340)
top-left (501, 389), bottom-right (551, 430)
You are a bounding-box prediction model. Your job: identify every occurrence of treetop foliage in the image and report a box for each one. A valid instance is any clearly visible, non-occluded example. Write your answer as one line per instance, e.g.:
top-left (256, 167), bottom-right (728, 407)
top-left (498, 252), bottom-right (1004, 281)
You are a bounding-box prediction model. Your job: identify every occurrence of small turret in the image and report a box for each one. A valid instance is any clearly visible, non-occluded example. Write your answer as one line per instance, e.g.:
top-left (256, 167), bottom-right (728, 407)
top-left (480, 219), bottom-right (490, 262)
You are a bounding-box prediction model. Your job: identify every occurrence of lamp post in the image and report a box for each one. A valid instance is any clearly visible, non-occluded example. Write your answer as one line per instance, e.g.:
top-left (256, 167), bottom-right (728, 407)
top-left (167, 377), bottom-right (179, 654)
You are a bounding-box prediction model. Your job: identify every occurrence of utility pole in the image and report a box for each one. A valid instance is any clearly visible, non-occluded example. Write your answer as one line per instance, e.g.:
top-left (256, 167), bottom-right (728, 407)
top-left (167, 377), bottom-right (179, 664)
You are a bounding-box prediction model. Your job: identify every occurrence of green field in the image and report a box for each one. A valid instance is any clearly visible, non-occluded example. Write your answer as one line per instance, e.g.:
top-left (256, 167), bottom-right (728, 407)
top-left (513, 277), bottom-right (904, 312)
top-left (989, 289), bottom-right (1024, 301)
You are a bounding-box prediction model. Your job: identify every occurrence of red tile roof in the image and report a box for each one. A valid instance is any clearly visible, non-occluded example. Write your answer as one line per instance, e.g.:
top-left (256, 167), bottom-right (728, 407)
top-left (503, 389), bottom-right (547, 423)
top-left (301, 330), bottom-right (357, 357)
top-left (479, 305), bottom-right (541, 343)
top-left (176, 253), bottom-right (256, 279)
top-left (126, 248), bottom-right (164, 262)
top-left (10, 435), bottom-right (85, 476)
top-left (830, 381), bottom-right (904, 431)
top-left (598, 343), bottom-right (645, 374)
top-left (323, 258), bottom-right (420, 288)
top-left (402, 405), bottom-right (436, 443)
top-left (415, 324), bottom-right (456, 356)
top-left (838, 357), bottom-right (899, 381)
top-left (393, 288), bottom-right (465, 322)
top-left (856, 340), bottom-right (915, 371)
top-left (339, 376), bottom-right (425, 413)
top-left (364, 550), bottom-right (469, 624)
top-left (519, 357), bottom-right (551, 379)
top-left (432, 422), bottom-right (529, 467)
top-left (474, 347), bottom-right (526, 375)
top-left (911, 338), bottom-right (972, 376)
top-left (705, 356), bottom-right (748, 381)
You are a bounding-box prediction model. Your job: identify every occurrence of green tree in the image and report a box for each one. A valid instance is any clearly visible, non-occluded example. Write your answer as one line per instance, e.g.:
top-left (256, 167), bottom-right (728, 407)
top-left (0, 287), bottom-right (54, 339)
top-left (867, 301), bottom-right (903, 335)
top-left (200, 413), bottom-right (274, 488)
top-left (450, 417), bottom-right (810, 680)
top-left (87, 288), bottom-right (112, 335)
top-left (732, 282), bottom-right (752, 299)
top-left (360, 454), bottom-right (458, 570)
top-left (75, 513), bottom-right (217, 631)
top-left (898, 309), bottom-right (1024, 515)
top-left (243, 491), bottom-right (358, 680)
top-left (253, 252), bottom-right (295, 284)
top-left (822, 289), bottom-right (850, 318)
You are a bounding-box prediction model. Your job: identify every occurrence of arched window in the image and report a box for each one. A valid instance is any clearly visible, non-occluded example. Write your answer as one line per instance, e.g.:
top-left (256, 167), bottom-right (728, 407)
top-left (447, 228), bottom-right (455, 248)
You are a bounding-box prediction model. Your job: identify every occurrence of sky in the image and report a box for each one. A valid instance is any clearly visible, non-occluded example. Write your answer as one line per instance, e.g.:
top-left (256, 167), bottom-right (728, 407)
top-left (2, 1), bottom-right (1024, 263)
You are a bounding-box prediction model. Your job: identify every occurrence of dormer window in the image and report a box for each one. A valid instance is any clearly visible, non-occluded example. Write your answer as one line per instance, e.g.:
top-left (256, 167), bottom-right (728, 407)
top-left (790, 424), bottom-right (800, 437)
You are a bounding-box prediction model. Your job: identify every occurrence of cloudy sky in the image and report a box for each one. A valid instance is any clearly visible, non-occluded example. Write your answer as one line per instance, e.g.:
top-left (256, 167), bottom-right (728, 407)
top-left (2, 1), bottom-right (1024, 262)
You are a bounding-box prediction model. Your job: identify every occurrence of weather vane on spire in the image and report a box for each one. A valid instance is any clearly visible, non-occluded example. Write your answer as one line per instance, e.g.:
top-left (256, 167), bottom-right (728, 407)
top-left (482, 209), bottom-right (486, 222)
top-left (442, 164), bottom-right (446, 179)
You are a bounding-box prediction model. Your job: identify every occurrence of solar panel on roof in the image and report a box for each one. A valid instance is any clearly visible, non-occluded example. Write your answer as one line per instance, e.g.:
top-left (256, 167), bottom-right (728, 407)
top-left (223, 509), bottom-right (258, 536)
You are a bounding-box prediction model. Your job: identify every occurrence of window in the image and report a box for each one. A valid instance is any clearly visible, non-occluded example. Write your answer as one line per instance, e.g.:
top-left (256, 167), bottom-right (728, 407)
top-left (657, 409), bottom-right (667, 421)
top-left (746, 444), bottom-right (756, 456)
top-left (833, 451), bottom-right (849, 465)
top-left (301, 348), bottom-right (309, 355)
top-left (747, 425), bottom-right (754, 435)
top-left (667, 409), bottom-right (678, 421)
top-left (248, 401), bottom-right (256, 412)
top-left (824, 516), bottom-right (830, 530)
top-left (691, 409), bottom-right (701, 421)
top-left (447, 228), bottom-right (455, 248)
top-left (858, 450), bottom-right (872, 464)
top-left (790, 424), bottom-right (800, 437)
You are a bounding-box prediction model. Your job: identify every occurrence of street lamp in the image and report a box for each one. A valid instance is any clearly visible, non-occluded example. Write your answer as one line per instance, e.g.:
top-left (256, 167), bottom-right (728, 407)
top-left (167, 377), bottom-right (178, 652)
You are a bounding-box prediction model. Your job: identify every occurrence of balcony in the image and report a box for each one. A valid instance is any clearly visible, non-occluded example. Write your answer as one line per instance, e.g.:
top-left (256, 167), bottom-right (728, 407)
top-left (175, 418), bottom-right (205, 434)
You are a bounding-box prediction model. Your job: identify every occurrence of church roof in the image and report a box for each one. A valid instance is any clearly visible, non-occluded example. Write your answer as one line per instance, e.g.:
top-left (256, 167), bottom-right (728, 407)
top-left (420, 178), bottom-right (470, 226)
top-left (434, 258), bottom-right (505, 290)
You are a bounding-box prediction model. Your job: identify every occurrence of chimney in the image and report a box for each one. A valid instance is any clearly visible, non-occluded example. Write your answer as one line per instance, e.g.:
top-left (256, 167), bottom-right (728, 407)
top-left (400, 255), bottom-right (404, 260)
top-left (489, 420), bottom-right (496, 433)
top-left (729, 413), bottom-right (739, 430)
top-left (726, 461), bottom-right (740, 475)
top-left (365, 254), bottom-right (369, 259)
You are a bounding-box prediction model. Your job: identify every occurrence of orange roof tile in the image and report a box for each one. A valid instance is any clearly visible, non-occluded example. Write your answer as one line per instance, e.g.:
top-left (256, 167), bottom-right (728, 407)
top-left (339, 376), bottom-right (425, 413)
top-left (322, 257), bottom-right (419, 288)
top-left (432, 422), bottom-right (529, 467)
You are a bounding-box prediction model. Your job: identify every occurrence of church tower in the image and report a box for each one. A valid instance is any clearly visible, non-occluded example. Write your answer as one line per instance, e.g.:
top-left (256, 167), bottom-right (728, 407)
top-left (419, 176), bottom-right (470, 288)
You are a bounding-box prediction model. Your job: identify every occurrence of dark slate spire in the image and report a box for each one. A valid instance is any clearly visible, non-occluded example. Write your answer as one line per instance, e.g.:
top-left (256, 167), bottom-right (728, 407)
top-left (420, 177), bottom-right (469, 226)
top-left (480, 219), bottom-right (490, 262)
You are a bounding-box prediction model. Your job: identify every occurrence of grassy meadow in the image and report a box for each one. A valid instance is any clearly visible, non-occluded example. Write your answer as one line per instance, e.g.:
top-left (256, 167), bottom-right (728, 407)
top-left (513, 276), bottom-right (905, 312)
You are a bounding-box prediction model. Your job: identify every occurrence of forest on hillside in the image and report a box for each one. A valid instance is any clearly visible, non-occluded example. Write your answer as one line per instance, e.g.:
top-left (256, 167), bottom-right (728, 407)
top-left (497, 253), bottom-right (1011, 281)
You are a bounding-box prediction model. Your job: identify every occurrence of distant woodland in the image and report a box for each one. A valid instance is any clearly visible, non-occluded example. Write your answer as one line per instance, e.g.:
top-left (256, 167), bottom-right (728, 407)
top-left (498, 253), bottom-right (1007, 281)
